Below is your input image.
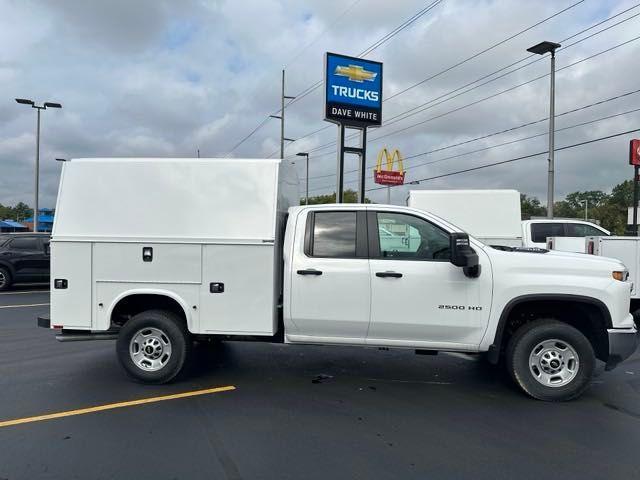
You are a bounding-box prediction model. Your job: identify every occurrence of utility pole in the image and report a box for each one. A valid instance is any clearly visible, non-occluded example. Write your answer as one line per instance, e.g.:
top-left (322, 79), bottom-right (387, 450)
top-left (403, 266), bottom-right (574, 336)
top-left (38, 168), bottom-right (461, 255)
top-left (15, 98), bottom-right (62, 233)
top-left (270, 70), bottom-right (296, 159)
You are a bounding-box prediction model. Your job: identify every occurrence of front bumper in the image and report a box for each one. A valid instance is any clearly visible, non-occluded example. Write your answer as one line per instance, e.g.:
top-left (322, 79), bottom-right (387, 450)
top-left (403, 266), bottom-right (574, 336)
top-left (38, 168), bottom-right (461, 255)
top-left (605, 326), bottom-right (640, 370)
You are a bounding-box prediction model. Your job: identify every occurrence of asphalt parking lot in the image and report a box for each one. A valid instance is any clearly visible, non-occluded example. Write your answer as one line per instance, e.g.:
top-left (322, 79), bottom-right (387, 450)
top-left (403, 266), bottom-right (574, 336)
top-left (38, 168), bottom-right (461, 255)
top-left (0, 287), bottom-right (639, 480)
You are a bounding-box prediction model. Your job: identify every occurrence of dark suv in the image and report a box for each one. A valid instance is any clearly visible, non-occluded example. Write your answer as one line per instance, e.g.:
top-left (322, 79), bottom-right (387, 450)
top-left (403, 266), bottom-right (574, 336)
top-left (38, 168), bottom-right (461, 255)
top-left (0, 233), bottom-right (50, 291)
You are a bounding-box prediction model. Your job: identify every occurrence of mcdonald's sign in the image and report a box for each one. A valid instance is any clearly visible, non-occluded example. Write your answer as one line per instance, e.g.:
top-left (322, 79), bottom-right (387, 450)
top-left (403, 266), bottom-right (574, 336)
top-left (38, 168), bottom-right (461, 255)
top-left (374, 148), bottom-right (405, 186)
top-left (630, 139), bottom-right (640, 166)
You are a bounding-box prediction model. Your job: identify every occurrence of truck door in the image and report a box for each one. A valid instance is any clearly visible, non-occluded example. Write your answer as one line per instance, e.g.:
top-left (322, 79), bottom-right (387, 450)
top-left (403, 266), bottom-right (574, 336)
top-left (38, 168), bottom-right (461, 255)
top-left (366, 211), bottom-right (492, 348)
top-left (289, 210), bottom-right (370, 343)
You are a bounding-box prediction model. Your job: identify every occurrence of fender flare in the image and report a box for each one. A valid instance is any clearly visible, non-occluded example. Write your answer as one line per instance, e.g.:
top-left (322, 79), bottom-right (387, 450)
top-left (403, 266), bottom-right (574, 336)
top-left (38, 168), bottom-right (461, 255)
top-left (486, 293), bottom-right (612, 364)
top-left (107, 288), bottom-right (193, 331)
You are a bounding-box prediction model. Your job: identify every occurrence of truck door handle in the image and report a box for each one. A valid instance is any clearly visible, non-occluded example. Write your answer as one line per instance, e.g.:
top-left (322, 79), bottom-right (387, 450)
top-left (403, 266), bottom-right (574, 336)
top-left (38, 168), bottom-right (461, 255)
top-left (376, 271), bottom-right (403, 278)
top-left (297, 269), bottom-right (323, 276)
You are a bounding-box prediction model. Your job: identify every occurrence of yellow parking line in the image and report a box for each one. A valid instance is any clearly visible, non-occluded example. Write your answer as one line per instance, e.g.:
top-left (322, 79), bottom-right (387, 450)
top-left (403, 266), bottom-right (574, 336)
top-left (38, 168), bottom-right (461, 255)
top-left (0, 385), bottom-right (236, 428)
top-left (0, 303), bottom-right (50, 309)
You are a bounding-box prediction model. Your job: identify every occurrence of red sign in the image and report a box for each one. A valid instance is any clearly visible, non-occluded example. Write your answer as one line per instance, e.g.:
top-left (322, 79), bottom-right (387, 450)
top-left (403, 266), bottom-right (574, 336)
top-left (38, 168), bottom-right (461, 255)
top-left (374, 148), bottom-right (405, 186)
top-left (630, 139), bottom-right (640, 166)
top-left (374, 170), bottom-right (405, 186)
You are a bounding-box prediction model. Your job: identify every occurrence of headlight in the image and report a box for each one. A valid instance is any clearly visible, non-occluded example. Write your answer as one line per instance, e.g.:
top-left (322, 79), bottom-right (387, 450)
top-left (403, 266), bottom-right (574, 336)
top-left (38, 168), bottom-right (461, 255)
top-left (612, 270), bottom-right (629, 281)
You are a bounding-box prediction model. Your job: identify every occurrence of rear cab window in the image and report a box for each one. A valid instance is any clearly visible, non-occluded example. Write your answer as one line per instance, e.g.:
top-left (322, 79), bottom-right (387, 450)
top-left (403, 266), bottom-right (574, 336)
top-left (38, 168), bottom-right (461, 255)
top-left (531, 223), bottom-right (565, 243)
top-left (305, 211), bottom-right (367, 258)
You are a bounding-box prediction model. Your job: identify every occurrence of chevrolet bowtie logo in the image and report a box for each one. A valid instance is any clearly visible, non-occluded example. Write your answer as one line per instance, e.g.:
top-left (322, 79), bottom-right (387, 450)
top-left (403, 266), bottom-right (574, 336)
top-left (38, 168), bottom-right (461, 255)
top-left (334, 64), bottom-right (377, 83)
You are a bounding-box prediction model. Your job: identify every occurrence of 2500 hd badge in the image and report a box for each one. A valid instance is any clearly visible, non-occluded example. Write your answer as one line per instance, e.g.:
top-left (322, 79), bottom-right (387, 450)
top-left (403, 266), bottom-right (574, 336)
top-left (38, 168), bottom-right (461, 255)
top-left (438, 305), bottom-right (483, 311)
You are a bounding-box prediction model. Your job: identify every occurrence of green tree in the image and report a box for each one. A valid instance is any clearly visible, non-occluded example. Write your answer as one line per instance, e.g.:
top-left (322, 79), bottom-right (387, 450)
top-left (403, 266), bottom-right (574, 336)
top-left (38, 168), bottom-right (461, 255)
top-left (610, 180), bottom-right (633, 208)
top-left (12, 202), bottom-right (32, 221)
top-left (564, 190), bottom-right (609, 210)
top-left (302, 189), bottom-right (370, 205)
top-left (520, 194), bottom-right (546, 219)
top-left (552, 200), bottom-right (577, 218)
top-left (0, 203), bottom-right (10, 220)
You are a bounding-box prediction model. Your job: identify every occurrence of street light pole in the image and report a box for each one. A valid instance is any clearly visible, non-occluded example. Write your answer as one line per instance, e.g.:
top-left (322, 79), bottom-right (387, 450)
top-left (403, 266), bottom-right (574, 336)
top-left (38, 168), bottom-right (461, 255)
top-left (547, 50), bottom-right (557, 219)
top-left (296, 152), bottom-right (310, 205)
top-left (527, 41), bottom-right (561, 218)
top-left (35, 107), bottom-right (40, 233)
top-left (15, 98), bottom-right (62, 232)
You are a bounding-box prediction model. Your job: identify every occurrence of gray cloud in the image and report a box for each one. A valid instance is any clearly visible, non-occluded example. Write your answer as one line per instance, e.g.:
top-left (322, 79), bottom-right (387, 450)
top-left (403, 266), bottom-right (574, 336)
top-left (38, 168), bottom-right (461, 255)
top-left (1, 0), bottom-right (640, 210)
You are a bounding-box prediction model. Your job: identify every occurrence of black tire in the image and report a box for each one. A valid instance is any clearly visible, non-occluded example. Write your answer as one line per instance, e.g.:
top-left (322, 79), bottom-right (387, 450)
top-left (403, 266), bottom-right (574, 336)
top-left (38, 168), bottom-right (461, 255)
top-left (506, 319), bottom-right (595, 402)
top-left (116, 309), bottom-right (191, 384)
top-left (0, 267), bottom-right (12, 291)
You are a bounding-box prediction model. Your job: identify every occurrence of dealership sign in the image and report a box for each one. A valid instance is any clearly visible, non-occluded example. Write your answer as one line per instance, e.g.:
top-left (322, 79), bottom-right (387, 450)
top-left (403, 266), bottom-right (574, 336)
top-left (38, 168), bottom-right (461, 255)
top-left (374, 148), bottom-right (405, 186)
top-left (630, 139), bottom-right (640, 166)
top-left (324, 52), bottom-right (383, 126)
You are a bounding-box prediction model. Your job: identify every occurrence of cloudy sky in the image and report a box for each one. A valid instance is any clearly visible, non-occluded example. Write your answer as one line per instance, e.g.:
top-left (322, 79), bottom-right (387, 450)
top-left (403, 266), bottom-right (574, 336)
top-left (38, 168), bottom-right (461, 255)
top-left (1, 0), bottom-right (640, 208)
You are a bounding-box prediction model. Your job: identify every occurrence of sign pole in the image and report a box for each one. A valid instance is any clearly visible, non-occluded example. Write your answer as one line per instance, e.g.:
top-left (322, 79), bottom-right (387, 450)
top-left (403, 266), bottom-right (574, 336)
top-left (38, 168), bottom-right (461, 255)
top-left (634, 165), bottom-right (639, 235)
top-left (630, 139), bottom-right (640, 235)
top-left (358, 127), bottom-right (367, 204)
top-left (337, 125), bottom-right (345, 203)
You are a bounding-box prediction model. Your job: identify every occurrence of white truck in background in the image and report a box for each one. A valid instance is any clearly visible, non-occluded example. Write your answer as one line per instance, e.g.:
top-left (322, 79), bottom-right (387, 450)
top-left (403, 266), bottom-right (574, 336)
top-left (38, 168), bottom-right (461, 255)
top-left (38, 159), bottom-right (638, 402)
top-left (407, 190), bottom-right (523, 247)
top-left (408, 189), bottom-right (610, 251)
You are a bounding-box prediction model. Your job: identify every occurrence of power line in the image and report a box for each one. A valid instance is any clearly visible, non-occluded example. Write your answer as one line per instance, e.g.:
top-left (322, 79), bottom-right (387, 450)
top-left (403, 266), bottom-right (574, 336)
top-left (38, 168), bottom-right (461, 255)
top-left (223, 0), bottom-right (443, 155)
top-left (303, 33), bottom-right (640, 157)
top-left (283, 0), bottom-right (443, 110)
top-left (283, 0), bottom-right (363, 69)
top-left (307, 87), bottom-right (640, 181)
top-left (384, 0), bottom-right (585, 102)
top-left (375, 9), bottom-right (640, 130)
top-left (286, 3), bottom-right (640, 158)
top-left (307, 106), bottom-right (640, 193)
top-left (309, 89), bottom-right (640, 183)
top-left (404, 107), bottom-right (640, 170)
top-left (366, 127), bottom-right (640, 191)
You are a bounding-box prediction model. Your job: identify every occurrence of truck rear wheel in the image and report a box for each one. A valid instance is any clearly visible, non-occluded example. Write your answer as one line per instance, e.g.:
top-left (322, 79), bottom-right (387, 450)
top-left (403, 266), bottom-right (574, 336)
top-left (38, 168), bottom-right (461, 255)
top-left (116, 309), bottom-right (191, 384)
top-left (506, 319), bottom-right (595, 401)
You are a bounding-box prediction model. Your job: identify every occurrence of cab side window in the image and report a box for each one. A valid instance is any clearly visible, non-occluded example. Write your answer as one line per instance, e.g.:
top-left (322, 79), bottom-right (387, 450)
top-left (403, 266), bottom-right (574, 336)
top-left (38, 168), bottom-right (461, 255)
top-left (566, 223), bottom-right (607, 237)
top-left (10, 237), bottom-right (39, 251)
top-left (375, 212), bottom-right (450, 260)
top-left (531, 223), bottom-right (565, 243)
top-left (309, 211), bottom-right (357, 258)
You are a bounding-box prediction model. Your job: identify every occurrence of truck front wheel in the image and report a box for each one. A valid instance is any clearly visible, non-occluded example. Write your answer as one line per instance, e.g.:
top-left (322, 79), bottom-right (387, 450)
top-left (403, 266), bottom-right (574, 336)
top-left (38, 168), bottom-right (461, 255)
top-left (506, 319), bottom-right (595, 401)
top-left (116, 310), bottom-right (191, 384)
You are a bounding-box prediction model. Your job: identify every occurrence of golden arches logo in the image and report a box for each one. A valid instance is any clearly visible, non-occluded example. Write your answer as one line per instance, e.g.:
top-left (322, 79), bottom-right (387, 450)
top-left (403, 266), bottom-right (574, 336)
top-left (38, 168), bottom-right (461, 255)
top-left (375, 148), bottom-right (404, 173)
top-left (373, 148), bottom-right (405, 186)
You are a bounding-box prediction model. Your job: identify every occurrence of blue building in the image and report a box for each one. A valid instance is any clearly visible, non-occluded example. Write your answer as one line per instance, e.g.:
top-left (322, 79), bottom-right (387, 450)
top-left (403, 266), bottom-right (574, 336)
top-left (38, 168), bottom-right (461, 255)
top-left (23, 208), bottom-right (55, 232)
top-left (0, 220), bottom-right (28, 232)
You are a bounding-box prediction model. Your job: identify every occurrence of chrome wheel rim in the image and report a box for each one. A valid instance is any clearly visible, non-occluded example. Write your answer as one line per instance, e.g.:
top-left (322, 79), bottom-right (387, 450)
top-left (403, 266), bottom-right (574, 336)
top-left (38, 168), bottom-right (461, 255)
top-left (129, 327), bottom-right (172, 372)
top-left (529, 338), bottom-right (579, 387)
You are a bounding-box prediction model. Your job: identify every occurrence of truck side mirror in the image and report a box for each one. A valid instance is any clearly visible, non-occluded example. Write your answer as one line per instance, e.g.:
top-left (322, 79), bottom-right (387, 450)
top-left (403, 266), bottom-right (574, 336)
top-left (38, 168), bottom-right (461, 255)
top-left (450, 232), bottom-right (481, 278)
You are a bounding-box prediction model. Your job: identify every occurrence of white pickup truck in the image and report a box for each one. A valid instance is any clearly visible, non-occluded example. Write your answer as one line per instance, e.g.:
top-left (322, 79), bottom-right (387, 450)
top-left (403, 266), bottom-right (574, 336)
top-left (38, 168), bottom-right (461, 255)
top-left (39, 158), bottom-right (639, 401)
top-left (407, 190), bottom-right (610, 250)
